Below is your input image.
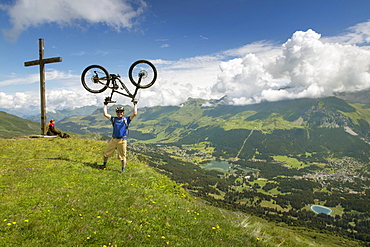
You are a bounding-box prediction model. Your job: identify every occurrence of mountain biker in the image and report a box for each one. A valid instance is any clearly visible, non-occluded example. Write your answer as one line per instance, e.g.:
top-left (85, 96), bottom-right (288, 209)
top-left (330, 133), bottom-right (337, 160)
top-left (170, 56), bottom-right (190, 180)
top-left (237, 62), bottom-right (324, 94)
top-left (101, 100), bottom-right (137, 172)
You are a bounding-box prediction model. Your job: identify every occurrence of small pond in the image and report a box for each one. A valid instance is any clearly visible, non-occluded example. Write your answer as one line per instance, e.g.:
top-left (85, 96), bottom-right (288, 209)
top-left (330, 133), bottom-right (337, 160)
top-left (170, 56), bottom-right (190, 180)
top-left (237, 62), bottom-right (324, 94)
top-left (202, 161), bottom-right (257, 173)
top-left (203, 161), bottom-right (232, 172)
top-left (310, 205), bottom-right (332, 215)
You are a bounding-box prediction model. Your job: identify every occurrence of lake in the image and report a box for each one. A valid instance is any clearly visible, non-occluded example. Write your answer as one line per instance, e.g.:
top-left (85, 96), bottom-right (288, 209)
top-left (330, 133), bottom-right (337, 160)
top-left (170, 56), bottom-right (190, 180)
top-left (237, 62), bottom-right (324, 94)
top-left (202, 161), bottom-right (257, 173)
top-left (203, 161), bottom-right (232, 172)
top-left (311, 205), bottom-right (332, 215)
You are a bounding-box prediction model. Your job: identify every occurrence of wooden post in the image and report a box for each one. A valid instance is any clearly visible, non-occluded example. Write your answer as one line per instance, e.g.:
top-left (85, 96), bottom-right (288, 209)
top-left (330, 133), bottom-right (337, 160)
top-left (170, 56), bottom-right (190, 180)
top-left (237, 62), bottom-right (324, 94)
top-left (24, 38), bottom-right (62, 135)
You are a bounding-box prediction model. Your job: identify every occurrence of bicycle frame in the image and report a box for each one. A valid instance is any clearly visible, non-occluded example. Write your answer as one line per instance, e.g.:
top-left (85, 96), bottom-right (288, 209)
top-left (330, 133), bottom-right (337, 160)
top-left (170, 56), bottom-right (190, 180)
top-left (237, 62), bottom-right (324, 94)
top-left (106, 73), bottom-right (144, 102)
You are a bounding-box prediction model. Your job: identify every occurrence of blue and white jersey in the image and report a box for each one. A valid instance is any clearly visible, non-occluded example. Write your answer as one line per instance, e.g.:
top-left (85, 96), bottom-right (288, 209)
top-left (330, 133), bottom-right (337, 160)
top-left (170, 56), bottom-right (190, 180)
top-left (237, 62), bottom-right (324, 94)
top-left (110, 116), bottom-right (131, 139)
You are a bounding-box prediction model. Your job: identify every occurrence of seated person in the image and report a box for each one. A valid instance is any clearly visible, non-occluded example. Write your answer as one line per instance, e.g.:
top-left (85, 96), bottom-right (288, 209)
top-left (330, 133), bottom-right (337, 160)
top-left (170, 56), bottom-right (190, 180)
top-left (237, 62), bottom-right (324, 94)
top-left (46, 119), bottom-right (62, 136)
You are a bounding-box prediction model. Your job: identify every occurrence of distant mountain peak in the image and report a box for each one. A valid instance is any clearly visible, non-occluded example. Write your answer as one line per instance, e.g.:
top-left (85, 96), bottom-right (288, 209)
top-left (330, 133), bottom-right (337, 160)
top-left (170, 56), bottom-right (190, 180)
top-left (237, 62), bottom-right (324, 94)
top-left (201, 95), bottom-right (229, 107)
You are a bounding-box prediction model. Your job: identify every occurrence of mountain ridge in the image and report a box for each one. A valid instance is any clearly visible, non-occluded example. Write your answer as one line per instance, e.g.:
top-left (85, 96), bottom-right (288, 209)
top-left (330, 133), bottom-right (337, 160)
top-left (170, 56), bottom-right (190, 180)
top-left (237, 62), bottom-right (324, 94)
top-left (48, 96), bottom-right (370, 163)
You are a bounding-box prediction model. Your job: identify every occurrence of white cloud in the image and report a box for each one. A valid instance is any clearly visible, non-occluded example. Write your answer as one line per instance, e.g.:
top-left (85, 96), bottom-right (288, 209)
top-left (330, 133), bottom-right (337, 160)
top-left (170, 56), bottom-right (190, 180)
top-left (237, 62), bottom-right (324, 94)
top-left (322, 20), bottom-right (370, 45)
top-left (212, 29), bottom-right (370, 105)
top-left (0, 69), bottom-right (79, 87)
top-left (2, 0), bottom-right (148, 41)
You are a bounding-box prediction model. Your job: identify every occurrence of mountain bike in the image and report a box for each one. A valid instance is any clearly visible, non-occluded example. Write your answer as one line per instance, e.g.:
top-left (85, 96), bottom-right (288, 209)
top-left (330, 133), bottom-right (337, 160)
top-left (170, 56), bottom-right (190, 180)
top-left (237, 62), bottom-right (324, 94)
top-left (81, 60), bottom-right (157, 103)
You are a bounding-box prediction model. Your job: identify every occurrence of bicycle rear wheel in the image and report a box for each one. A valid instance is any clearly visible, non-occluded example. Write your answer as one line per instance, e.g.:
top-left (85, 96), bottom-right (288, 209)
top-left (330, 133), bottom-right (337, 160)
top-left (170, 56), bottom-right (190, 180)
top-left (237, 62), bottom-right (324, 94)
top-left (81, 65), bottom-right (109, 93)
top-left (129, 60), bottom-right (157, 89)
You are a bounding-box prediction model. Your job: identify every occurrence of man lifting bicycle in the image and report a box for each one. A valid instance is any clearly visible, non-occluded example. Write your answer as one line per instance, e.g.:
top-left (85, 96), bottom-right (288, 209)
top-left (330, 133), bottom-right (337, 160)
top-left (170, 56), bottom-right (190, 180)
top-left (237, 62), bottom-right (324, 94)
top-left (100, 98), bottom-right (137, 172)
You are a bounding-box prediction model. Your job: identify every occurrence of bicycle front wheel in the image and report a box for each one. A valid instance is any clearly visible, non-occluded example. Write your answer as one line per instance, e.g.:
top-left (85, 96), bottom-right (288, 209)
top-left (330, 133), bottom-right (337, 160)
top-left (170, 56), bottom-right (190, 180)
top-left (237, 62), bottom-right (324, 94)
top-left (129, 60), bottom-right (157, 89)
top-left (81, 65), bottom-right (109, 93)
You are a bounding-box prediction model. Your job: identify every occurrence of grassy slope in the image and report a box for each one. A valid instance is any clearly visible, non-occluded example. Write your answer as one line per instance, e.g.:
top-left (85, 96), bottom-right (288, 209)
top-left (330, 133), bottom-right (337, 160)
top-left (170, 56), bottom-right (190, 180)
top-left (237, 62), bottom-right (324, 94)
top-left (1, 138), bottom-right (361, 246)
top-left (0, 111), bottom-right (40, 138)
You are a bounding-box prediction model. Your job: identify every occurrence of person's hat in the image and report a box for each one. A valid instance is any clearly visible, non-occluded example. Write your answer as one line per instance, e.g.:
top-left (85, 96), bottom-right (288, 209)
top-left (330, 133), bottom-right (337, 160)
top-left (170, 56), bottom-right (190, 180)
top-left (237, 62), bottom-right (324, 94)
top-left (115, 106), bottom-right (124, 112)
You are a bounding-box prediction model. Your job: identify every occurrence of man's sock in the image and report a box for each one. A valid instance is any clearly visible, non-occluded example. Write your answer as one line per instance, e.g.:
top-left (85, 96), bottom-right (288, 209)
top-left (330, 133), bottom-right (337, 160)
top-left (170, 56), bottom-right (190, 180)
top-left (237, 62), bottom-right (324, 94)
top-left (99, 162), bottom-right (107, 169)
top-left (121, 167), bottom-right (125, 172)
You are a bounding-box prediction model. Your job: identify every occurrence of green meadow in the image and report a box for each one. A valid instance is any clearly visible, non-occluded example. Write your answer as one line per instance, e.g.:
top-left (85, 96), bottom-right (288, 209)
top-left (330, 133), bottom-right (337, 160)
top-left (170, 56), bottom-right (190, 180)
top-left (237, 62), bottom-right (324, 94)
top-left (0, 138), bottom-right (358, 246)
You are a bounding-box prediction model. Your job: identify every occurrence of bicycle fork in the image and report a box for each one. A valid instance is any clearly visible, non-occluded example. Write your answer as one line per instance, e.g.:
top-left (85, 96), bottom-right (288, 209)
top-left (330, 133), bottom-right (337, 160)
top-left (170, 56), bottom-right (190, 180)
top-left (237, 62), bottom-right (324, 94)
top-left (131, 74), bottom-right (144, 102)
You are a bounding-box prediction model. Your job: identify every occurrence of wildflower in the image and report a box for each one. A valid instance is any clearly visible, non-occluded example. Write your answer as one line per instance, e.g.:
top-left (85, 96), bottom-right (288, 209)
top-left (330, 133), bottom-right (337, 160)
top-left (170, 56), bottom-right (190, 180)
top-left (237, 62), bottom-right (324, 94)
top-left (212, 227), bottom-right (216, 230)
top-left (256, 238), bottom-right (261, 241)
top-left (7, 223), bottom-right (11, 226)
top-left (79, 214), bottom-right (83, 217)
top-left (161, 236), bottom-right (166, 239)
top-left (105, 211), bottom-right (109, 214)
top-left (86, 237), bottom-right (90, 240)
top-left (147, 235), bottom-right (151, 238)
top-left (71, 208), bottom-right (75, 211)
top-left (97, 216), bottom-right (101, 218)
top-left (12, 222), bottom-right (16, 225)
top-left (3, 219), bottom-right (7, 221)
top-left (24, 220), bottom-right (29, 223)
top-left (216, 224), bottom-right (220, 229)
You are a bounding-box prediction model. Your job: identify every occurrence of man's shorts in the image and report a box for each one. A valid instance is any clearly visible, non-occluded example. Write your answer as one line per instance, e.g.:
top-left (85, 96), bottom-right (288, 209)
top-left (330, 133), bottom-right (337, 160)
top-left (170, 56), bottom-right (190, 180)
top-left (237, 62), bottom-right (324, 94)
top-left (103, 138), bottom-right (127, 160)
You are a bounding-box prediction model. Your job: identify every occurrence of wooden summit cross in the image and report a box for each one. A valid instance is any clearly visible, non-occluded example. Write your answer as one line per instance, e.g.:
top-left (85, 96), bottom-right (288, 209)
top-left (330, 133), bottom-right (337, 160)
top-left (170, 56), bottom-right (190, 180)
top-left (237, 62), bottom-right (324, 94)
top-left (24, 38), bottom-right (62, 135)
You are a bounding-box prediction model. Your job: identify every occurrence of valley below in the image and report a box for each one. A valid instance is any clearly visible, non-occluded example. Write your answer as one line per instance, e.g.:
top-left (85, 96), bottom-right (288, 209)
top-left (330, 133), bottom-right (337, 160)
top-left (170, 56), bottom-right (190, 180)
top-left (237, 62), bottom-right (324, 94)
top-left (130, 141), bottom-right (370, 243)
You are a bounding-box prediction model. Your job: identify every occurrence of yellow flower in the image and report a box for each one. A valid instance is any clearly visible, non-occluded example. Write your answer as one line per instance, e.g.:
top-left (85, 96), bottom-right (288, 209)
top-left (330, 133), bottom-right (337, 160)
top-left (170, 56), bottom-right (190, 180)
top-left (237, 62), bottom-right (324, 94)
top-left (105, 211), bottom-right (109, 214)
top-left (161, 236), bottom-right (166, 239)
top-left (86, 237), bottom-right (90, 240)
top-left (24, 220), bottom-right (29, 223)
top-left (256, 237), bottom-right (261, 241)
top-left (3, 219), bottom-right (7, 221)
top-left (212, 227), bottom-right (216, 230)
top-left (97, 216), bottom-right (101, 218)
top-left (7, 223), bottom-right (11, 226)
top-left (147, 235), bottom-right (150, 238)
top-left (12, 222), bottom-right (16, 225)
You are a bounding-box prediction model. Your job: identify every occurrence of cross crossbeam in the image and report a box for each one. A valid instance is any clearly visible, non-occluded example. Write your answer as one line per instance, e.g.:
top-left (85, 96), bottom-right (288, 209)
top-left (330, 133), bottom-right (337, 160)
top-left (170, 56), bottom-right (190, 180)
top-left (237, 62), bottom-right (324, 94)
top-left (24, 38), bottom-right (62, 135)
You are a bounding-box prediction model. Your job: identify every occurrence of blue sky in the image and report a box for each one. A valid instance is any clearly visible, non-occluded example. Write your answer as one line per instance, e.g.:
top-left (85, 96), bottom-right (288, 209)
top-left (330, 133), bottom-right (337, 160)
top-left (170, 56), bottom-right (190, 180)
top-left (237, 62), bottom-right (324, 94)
top-left (1, 0), bottom-right (370, 117)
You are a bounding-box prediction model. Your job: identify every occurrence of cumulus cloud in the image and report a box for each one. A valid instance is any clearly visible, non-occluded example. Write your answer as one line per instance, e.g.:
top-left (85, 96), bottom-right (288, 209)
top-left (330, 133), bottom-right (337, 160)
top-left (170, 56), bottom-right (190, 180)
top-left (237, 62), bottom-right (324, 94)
top-left (2, 0), bottom-right (147, 41)
top-left (212, 29), bottom-right (370, 105)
